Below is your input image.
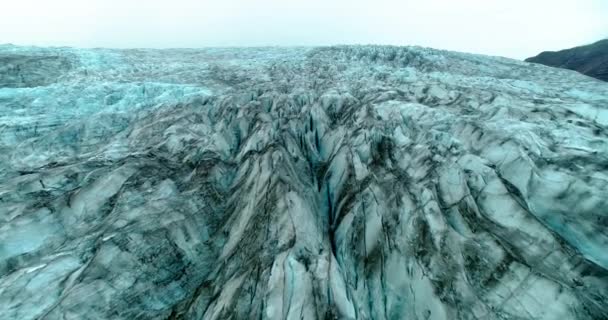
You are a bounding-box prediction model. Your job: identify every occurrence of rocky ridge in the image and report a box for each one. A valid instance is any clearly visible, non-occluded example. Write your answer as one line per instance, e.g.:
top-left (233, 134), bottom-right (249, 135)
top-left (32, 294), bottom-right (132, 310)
top-left (526, 39), bottom-right (608, 82)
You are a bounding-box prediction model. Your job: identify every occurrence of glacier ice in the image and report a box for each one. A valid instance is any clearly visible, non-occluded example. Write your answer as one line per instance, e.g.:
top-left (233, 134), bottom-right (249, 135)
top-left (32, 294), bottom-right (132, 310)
top-left (0, 44), bottom-right (607, 319)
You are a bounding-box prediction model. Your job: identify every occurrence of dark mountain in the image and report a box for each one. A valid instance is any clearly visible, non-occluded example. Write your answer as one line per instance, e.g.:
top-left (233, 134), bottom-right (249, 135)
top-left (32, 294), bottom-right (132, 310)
top-left (526, 39), bottom-right (608, 81)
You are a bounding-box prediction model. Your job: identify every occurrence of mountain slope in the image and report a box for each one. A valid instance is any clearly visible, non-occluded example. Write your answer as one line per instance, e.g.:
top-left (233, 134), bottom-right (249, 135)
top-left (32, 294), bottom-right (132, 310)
top-left (0, 45), bottom-right (607, 319)
top-left (526, 39), bottom-right (608, 82)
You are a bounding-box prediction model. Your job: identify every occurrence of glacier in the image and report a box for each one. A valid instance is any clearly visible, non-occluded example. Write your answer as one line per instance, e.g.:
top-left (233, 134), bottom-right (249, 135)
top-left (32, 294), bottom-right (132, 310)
top-left (0, 44), bottom-right (607, 319)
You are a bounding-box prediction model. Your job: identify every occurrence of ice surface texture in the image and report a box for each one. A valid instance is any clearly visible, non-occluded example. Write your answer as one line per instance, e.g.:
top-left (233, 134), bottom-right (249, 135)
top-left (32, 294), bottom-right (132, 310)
top-left (0, 44), bottom-right (607, 319)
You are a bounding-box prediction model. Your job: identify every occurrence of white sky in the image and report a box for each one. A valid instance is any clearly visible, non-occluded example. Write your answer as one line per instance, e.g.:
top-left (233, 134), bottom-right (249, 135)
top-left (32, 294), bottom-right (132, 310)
top-left (1, 0), bottom-right (607, 59)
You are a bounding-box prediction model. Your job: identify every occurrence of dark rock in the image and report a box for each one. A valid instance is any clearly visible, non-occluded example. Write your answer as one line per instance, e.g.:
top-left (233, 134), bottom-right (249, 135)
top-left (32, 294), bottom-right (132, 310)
top-left (526, 39), bottom-right (608, 82)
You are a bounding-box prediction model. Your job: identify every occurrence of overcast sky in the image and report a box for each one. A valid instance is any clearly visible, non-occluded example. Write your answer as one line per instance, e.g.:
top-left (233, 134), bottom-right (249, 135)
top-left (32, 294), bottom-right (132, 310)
top-left (1, 0), bottom-right (607, 59)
